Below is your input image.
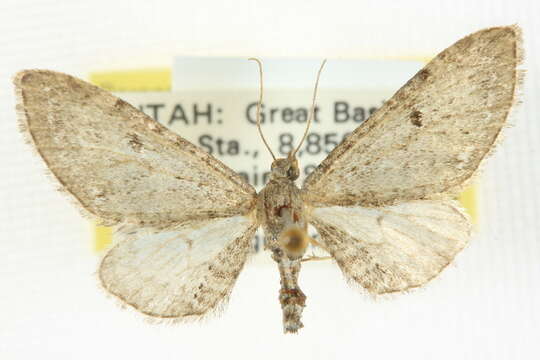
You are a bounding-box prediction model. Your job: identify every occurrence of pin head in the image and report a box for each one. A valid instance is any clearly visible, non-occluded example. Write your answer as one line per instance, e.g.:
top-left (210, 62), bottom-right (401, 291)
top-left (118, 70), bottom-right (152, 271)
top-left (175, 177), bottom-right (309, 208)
top-left (278, 227), bottom-right (310, 258)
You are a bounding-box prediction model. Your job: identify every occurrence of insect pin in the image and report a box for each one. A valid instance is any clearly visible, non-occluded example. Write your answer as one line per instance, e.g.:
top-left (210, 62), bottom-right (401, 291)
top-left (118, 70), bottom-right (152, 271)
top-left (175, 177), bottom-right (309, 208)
top-left (15, 25), bottom-right (522, 333)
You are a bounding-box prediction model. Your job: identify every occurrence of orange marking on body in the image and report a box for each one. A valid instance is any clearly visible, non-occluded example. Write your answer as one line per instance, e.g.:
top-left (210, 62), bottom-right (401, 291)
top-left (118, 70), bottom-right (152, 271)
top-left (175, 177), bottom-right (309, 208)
top-left (274, 204), bottom-right (291, 217)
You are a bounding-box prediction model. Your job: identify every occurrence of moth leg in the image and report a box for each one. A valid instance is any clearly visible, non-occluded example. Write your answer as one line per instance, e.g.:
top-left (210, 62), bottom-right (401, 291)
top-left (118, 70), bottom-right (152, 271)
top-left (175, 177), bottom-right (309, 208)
top-left (309, 236), bottom-right (326, 249)
top-left (301, 255), bottom-right (332, 262)
top-left (302, 236), bottom-right (332, 262)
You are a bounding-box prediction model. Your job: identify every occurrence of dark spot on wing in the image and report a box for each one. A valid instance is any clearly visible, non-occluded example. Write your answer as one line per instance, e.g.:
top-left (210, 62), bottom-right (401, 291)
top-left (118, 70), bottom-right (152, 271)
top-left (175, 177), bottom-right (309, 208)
top-left (67, 76), bottom-right (83, 91)
top-left (410, 110), bottom-right (423, 127)
top-left (114, 98), bottom-right (130, 109)
top-left (127, 132), bottom-right (143, 152)
top-left (417, 69), bottom-right (431, 81)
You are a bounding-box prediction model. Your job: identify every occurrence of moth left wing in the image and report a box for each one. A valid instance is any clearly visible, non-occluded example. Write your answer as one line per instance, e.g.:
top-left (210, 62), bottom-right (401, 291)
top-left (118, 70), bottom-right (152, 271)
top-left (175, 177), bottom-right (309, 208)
top-left (15, 70), bottom-right (256, 228)
top-left (99, 214), bottom-right (258, 319)
top-left (309, 200), bottom-right (470, 294)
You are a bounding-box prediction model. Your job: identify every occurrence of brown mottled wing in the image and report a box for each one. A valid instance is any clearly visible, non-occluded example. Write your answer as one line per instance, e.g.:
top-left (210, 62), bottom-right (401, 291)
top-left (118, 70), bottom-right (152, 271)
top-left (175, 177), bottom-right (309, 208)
top-left (99, 216), bottom-right (258, 319)
top-left (303, 26), bottom-right (522, 207)
top-left (310, 201), bottom-right (470, 294)
top-left (14, 70), bottom-right (256, 227)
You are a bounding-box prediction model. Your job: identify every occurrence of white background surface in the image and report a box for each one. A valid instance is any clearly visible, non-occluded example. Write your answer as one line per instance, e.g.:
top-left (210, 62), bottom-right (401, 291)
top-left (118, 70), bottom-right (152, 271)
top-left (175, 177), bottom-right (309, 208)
top-left (1, 1), bottom-right (539, 359)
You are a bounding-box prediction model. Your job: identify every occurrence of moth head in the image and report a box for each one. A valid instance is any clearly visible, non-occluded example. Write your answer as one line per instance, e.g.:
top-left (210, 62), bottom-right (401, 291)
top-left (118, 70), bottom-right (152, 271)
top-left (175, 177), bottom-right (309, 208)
top-left (250, 58), bottom-right (326, 182)
top-left (271, 153), bottom-right (299, 180)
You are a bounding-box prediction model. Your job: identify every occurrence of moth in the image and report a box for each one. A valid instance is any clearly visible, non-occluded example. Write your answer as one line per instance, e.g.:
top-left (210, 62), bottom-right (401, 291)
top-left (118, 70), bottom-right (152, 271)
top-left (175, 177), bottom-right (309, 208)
top-left (15, 26), bottom-right (522, 333)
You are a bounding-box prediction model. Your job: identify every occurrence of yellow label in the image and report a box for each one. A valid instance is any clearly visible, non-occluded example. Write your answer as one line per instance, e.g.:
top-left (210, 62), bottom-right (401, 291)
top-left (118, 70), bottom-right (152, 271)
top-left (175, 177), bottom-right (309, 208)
top-left (94, 224), bottom-right (113, 252)
top-left (90, 69), bottom-right (171, 92)
top-left (459, 185), bottom-right (477, 223)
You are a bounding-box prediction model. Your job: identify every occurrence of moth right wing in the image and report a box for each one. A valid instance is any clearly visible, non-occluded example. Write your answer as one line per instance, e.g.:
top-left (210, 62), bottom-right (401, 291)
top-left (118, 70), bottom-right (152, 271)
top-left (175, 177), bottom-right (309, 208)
top-left (303, 26), bottom-right (522, 208)
top-left (309, 200), bottom-right (470, 294)
top-left (15, 70), bottom-right (256, 228)
top-left (100, 215), bottom-right (258, 319)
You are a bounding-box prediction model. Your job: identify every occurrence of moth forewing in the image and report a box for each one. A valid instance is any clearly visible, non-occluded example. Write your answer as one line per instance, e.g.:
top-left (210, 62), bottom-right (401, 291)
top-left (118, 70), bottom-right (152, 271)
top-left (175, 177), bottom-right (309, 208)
top-left (303, 26), bottom-right (523, 208)
top-left (14, 70), bottom-right (257, 228)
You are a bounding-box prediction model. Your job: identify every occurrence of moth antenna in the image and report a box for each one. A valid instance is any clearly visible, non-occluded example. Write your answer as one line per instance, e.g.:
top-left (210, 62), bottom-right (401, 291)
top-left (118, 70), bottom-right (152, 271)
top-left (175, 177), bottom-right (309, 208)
top-left (293, 59), bottom-right (327, 157)
top-left (249, 57), bottom-right (276, 160)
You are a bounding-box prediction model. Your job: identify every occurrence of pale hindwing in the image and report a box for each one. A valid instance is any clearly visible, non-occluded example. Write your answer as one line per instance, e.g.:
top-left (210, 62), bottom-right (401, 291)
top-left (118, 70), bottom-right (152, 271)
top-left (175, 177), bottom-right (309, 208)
top-left (310, 200), bottom-right (471, 294)
top-left (99, 215), bottom-right (258, 319)
top-left (14, 70), bottom-right (256, 227)
top-left (304, 26), bottom-right (521, 207)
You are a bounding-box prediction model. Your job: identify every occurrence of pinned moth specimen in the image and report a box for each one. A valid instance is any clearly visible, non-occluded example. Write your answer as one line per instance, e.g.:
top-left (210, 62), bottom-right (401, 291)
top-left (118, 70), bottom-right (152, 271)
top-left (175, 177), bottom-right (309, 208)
top-left (15, 26), bottom-right (522, 333)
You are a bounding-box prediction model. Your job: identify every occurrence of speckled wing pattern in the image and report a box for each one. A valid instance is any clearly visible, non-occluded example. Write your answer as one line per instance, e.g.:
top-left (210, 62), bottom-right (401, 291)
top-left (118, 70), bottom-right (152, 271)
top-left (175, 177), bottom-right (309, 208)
top-left (100, 216), bottom-right (258, 320)
top-left (15, 70), bottom-right (258, 319)
top-left (310, 201), bottom-right (470, 294)
top-left (14, 70), bottom-right (256, 228)
top-left (304, 26), bottom-right (522, 207)
top-left (304, 26), bottom-right (522, 294)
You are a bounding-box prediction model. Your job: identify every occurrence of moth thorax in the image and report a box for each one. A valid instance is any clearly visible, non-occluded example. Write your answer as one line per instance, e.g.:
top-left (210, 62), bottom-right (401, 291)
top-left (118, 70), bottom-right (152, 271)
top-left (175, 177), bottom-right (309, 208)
top-left (278, 227), bottom-right (309, 258)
